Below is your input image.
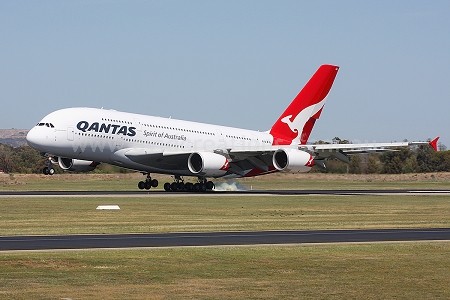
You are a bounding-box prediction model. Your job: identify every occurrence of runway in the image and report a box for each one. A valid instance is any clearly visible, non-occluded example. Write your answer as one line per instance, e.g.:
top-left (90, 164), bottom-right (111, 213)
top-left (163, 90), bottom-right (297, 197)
top-left (1, 228), bottom-right (449, 251)
top-left (1, 189), bottom-right (450, 197)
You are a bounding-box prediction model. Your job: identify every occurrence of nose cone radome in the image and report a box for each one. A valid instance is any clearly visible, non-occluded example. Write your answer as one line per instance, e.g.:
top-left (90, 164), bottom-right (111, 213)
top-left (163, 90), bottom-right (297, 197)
top-left (26, 127), bottom-right (43, 150)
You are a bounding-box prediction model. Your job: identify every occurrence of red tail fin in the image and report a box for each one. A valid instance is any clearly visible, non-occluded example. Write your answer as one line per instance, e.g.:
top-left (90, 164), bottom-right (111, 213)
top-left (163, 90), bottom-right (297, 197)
top-left (270, 65), bottom-right (339, 145)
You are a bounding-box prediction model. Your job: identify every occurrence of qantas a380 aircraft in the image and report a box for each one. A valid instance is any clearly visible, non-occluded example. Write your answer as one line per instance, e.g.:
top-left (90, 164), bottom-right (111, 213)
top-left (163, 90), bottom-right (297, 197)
top-left (26, 65), bottom-right (438, 192)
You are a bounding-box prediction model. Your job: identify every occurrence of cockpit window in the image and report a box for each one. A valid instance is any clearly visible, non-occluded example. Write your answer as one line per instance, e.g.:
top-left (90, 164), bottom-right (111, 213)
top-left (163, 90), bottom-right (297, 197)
top-left (37, 123), bottom-right (55, 128)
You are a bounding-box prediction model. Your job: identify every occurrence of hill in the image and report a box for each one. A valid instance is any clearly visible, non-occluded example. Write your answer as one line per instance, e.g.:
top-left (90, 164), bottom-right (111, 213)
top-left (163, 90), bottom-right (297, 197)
top-left (0, 129), bottom-right (29, 147)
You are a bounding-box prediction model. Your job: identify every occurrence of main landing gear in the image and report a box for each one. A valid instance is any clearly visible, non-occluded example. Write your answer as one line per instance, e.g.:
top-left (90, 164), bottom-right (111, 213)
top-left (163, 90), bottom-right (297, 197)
top-left (163, 176), bottom-right (214, 192)
top-left (137, 173), bottom-right (159, 190)
top-left (137, 174), bottom-right (214, 192)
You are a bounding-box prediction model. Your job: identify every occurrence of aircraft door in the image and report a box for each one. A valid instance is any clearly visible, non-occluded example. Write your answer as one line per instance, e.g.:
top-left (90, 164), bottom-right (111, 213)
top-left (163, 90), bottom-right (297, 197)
top-left (115, 136), bottom-right (123, 150)
top-left (67, 127), bottom-right (74, 141)
top-left (217, 129), bottom-right (226, 150)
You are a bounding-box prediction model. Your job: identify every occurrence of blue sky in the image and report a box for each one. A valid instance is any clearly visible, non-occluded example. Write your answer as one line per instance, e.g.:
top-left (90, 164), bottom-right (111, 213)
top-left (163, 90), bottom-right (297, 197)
top-left (1, 1), bottom-right (449, 146)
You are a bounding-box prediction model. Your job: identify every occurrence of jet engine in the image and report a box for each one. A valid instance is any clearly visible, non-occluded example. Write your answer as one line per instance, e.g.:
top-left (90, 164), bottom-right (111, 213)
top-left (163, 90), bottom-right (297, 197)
top-left (272, 149), bottom-right (314, 173)
top-left (58, 157), bottom-right (99, 172)
top-left (188, 152), bottom-right (229, 177)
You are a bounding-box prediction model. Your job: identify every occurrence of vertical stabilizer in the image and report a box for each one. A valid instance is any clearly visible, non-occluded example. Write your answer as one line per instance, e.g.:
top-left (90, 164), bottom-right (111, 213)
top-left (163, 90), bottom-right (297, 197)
top-left (270, 65), bottom-right (339, 145)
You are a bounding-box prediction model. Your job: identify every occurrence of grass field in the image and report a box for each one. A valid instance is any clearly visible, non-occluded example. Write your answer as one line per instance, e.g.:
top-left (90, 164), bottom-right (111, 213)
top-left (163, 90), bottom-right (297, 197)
top-left (1, 243), bottom-right (449, 299)
top-left (1, 173), bottom-right (449, 298)
top-left (0, 194), bottom-right (449, 235)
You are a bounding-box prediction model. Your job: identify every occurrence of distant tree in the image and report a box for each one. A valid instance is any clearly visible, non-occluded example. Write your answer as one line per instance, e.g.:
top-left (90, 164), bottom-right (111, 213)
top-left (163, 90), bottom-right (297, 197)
top-left (367, 154), bottom-right (381, 174)
top-left (437, 151), bottom-right (450, 171)
top-left (348, 155), bottom-right (361, 174)
top-left (13, 146), bottom-right (46, 173)
top-left (320, 158), bottom-right (348, 174)
top-left (416, 144), bottom-right (434, 172)
top-left (0, 144), bottom-right (46, 173)
top-left (313, 140), bottom-right (330, 145)
top-left (380, 148), bottom-right (413, 174)
top-left (332, 137), bottom-right (351, 144)
top-left (402, 155), bottom-right (419, 173)
top-left (0, 144), bottom-right (16, 173)
top-left (332, 137), bottom-right (341, 144)
top-left (428, 150), bottom-right (450, 172)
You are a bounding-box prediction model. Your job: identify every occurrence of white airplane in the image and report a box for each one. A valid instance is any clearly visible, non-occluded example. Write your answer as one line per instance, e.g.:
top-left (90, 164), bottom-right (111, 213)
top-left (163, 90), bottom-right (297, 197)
top-left (26, 65), bottom-right (438, 192)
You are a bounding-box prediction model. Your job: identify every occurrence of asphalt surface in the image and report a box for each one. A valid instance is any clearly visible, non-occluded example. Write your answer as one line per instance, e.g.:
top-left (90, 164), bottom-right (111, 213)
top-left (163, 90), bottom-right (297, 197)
top-left (1, 228), bottom-right (449, 251)
top-left (1, 189), bottom-right (450, 196)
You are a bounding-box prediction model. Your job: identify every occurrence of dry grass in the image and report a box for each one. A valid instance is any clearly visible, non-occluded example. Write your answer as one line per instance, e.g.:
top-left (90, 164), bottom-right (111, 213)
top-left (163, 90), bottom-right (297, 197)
top-left (2, 172), bottom-right (450, 191)
top-left (0, 243), bottom-right (449, 299)
top-left (0, 195), bottom-right (449, 235)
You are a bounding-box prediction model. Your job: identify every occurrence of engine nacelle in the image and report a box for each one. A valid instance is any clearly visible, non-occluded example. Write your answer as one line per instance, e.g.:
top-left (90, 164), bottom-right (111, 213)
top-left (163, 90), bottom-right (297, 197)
top-left (58, 157), bottom-right (99, 172)
top-left (272, 149), bottom-right (314, 173)
top-left (188, 152), bottom-right (229, 177)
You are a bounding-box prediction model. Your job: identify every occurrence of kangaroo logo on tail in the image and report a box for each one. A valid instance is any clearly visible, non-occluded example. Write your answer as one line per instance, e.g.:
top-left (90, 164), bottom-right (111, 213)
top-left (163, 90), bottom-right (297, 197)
top-left (270, 65), bottom-right (339, 145)
top-left (280, 115), bottom-right (297, 133)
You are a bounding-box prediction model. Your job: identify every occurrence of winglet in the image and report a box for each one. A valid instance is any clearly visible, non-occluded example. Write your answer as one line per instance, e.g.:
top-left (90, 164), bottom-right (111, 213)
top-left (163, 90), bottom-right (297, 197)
top-left (429, 136), bottom-right (439, 151)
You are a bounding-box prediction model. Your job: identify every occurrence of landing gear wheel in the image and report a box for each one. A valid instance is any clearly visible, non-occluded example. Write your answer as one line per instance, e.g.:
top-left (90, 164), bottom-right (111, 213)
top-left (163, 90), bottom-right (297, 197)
top-left (42, 167), bottom-right (55, 175)
top-left (177, 182), bottom-right (185, 191)
top-left (193, 183), bottom-right (200, 192)
top-left (206, 181), bottom-right (214, 190)
top-left (185, 182), bottom-right (193, 192)
top-left (170, 182), bottom-right (178, 192)
top-left (144, 181), bottom-right (152, 190)
top-left (164, 182), bottom-right (171, 192)
top-left (138, 181), bottom-right (145, 190)
top-left (151, 179), bottom-right (158, 188)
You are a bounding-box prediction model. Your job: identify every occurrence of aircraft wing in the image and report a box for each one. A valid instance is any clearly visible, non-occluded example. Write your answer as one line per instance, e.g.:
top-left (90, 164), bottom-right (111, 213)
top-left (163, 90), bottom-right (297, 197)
top-left (113, 148), bottom-right (192, 173)
top-left (116, 146), bottom-right (281, 177)
top-left (116, 137), bottom-right (438, 177)
top-left (302, 137), bottom-right (439, 163)
top-left (119, 147), bottom-right (274, 177)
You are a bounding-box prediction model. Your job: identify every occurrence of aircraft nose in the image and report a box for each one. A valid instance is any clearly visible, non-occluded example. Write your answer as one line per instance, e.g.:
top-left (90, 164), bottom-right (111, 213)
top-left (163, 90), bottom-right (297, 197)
top-left (26, 127), bottom-right (44, 150)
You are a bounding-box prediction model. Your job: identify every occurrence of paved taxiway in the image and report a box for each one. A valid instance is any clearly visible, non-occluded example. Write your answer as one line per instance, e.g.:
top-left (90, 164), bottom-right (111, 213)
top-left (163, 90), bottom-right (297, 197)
top-left (1, 189), bottom-right (450, 197)
top-left (1, 229), bottom-right (449, 251)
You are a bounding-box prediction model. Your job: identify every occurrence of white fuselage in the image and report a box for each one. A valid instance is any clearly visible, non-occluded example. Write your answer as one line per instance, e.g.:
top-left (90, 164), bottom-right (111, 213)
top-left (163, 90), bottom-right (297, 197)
top-left (27, 107), bottom-right (277, 176)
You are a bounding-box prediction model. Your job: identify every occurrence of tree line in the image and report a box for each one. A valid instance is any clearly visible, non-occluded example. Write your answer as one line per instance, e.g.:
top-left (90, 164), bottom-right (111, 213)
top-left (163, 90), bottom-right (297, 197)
top-left (1, 142), bottom-right (449, 174)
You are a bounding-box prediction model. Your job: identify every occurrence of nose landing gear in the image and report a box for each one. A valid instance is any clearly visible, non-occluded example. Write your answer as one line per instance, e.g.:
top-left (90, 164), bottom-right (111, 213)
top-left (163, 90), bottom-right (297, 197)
top-left (42, 167), bottom-right (55, 175)
top-left (42, 157), bottom-right (55, 175)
